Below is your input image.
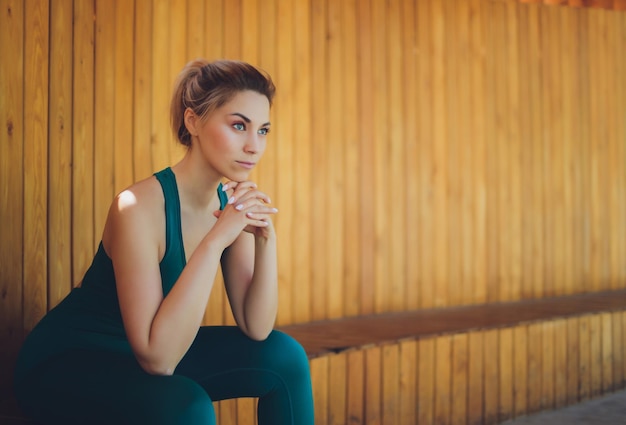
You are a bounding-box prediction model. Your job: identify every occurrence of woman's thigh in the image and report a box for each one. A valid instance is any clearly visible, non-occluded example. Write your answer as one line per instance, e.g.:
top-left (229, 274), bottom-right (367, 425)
top-left (16, 349), bottom-right (215, 425)
top-left (175, 327), bottom-right (314, 425)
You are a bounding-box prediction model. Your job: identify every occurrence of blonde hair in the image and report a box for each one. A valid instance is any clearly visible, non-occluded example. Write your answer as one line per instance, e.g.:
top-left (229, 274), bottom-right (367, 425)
top-left (170, 59), bottom-right (276, 146)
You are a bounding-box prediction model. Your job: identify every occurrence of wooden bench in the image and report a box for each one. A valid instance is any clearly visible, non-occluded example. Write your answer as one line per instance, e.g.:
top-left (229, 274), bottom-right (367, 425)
top-left (279, 289), bottom-right (626, 359)
top-left (277, 289), bottom-right (626, 424)
top-left (3, 289), bottom-right (626, 424)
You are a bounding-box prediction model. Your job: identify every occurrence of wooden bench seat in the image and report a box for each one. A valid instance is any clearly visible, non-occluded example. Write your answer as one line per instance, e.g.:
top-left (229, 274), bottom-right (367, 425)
top-left (278, 289), bottom-right (626, 358)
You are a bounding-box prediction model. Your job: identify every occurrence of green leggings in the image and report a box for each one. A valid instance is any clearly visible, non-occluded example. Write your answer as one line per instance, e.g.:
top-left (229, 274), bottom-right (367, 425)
top-left (15, 327), bottom-right (314, 425)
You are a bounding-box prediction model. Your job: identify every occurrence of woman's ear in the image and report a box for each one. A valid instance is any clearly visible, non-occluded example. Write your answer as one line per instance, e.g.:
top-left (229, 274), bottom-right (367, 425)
top-left (183, 108), bottom-right (199, 137)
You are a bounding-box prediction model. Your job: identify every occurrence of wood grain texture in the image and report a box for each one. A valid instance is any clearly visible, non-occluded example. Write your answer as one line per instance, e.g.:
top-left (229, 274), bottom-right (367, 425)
top-left (2, 0), bottom-right (626, 414)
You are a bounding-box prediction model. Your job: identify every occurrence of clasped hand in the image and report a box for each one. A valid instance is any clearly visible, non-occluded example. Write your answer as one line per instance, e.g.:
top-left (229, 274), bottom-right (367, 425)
top-left (212, 181), bottom-right (277, 243)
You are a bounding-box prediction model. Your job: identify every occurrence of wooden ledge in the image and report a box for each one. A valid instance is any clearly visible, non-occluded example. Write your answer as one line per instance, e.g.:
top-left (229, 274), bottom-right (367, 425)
top-left (278, 289), bottom-right (626, 358)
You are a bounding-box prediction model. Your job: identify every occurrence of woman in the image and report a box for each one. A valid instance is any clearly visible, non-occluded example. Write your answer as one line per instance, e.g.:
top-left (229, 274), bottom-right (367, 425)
top-left (14, 59), bottom-right (314, 425)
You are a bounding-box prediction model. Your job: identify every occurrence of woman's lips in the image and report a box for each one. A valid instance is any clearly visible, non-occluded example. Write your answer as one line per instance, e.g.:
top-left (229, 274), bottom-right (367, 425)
top-left (236, 161), bottom-right (256, 169)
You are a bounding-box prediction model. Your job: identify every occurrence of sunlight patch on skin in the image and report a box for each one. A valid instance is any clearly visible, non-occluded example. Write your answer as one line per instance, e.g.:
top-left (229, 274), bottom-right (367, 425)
top-left (117, 190), bottom-right (139, 211)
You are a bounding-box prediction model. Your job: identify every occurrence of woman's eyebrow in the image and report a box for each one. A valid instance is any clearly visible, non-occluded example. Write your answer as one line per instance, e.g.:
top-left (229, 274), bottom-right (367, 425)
top-left (230, 112), bottom-right (271, 127)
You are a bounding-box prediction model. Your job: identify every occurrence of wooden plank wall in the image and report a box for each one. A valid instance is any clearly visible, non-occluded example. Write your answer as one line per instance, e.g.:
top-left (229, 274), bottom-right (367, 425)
top-left (307, 311), bottom-right (626, 425)
top-left (1, 0), bottom-right (626, 421)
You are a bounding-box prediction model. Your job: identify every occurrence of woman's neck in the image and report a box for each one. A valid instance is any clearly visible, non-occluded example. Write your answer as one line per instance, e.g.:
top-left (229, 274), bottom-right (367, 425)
top-left (170, 153), bottom-right (222, 212)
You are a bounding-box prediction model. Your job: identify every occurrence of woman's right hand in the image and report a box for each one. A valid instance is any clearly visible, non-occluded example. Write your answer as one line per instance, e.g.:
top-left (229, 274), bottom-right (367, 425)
top-left (210, 181), bottom-right (278, 248)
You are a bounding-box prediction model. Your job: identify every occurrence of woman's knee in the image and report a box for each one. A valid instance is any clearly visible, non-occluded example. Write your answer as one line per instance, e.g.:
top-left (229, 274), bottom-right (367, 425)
top-left (263, 331), bottom-right (310, 377)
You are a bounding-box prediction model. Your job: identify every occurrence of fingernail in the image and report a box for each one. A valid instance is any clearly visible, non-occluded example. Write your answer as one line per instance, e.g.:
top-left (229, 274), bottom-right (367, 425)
top-left (272, 208), bottom-right (278, 213)
top-left (222, 184), bottom-right (229, 191)
top-left (228, 196), bottom-right (235, 204)
top-left (235, 204), bottom-right (243, 211)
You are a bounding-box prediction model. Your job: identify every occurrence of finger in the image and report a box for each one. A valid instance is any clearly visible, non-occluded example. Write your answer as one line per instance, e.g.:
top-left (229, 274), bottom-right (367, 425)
top-left (244, 215), bottom-right (270, 227)
top-left (245, 210), bottom-right (277, 220)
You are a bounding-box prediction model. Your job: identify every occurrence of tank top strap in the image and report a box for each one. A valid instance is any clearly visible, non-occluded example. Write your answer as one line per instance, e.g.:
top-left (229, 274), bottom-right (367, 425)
top-left (154, 167), bottom-right (185, 295)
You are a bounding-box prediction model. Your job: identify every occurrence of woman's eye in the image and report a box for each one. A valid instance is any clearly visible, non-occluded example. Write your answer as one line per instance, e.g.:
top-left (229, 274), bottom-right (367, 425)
top-left (258, 127), bottom-right (270, 136)
top-left (233, 123), bottom-right (245, 131)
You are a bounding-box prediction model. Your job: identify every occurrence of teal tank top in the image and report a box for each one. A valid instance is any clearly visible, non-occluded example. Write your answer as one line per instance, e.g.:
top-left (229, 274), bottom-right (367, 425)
top-left (15, 167), bottom-right (228, 384)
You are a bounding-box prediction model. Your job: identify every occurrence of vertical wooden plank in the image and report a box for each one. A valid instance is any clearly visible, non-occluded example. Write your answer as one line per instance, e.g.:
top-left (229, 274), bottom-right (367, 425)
top-left (499, 328), bottom-right (513, 422)
top-left (48, 0), bottom-right (73, 309)
top-left (113, 0), bottom-right (134, 192)
top-left (274, 0), bottom-right (294, 325)
top-left (612, 312), bottom-right (624, 390)
top-left (346, 349), bottom-right (365, 424)
top-left (431, 0), bottom-right (449, 308)
top-left (325, 0), bottom-right (343, 320)
top-left (23, 0), bottom-right (49, 330)
top-left (94, 0), bottom-right (115, 242)
top-left (386, 0), bottom-right (406, 313)
top-left (566, 317), bottom-right (580, 405)
top-left (310, 0), bottom-right (328, 321)
top-left (382, 345), bottom-right (400, 425)
top-left (356, 0), bottom-right (375, 315)
top-left (587, 10), bottom-right (609, 294)
top-left (236, 398), bottom-right (256, 425)
top-left (560, 6), bottom-right (578, 297)
top-left (341, 0), bottom-right (360, 317)
top-left (133, 0), bottom-right (154, 180)
top-left (607, 10), bottom-right (624, 294)
top-left (292, 0), bottom-right (314, 323)
top-left (506, 0), bottom-right (523, 302)
top-left (328, 353), bottom-right (347, 425)
top-left (455, 0), bottom-right (475, 307)
top-left (601, 313), bottom-right (614, 393)
top-left (518, 3), bottom-right (534, 301)
top-left (468, 331), bottom-right (484, 425)
top-left (402, 0), bottom-right (420, 311)
top-left (483, 329), bottom-right (499, 424)
top-left (469, 0), bottom-right (487, 305)
top-left (451, 334), bottom-right (468, 425)
top-left (554, 319), bottom-right (568, 408)
top-left (167, 0), bottom-right (187, 167)
top-left (311, 356), bottom-right (329, 425)
top-left (240, 0), bottom-right (258, 64)
top-left (365, 346), bottom-right (382, 425)
top-left (371, 0), bottom-right (388, 314)
top-left (434, 336), bottom-right (452, 425)
top-left (291, 0), bottom-right (312, 324)
top-left (490, 0), bottom-right (508, 303)
top-left (416, 0), bottom-right (434, 309)
top-left (513, 325), bottom-right (528, 418)
top-left (527, 322), bottom-right (543, 413)
top-left (151, 0), bottom-right (173, 173)
top-left (444, 0), bottom-right (462, 308)
top-left (541, 321), bottom-right (555, 410)
top-left (590, 314), bottom-right (603, 398)
top-left (222, 0), bottom-right (241, 58)
top-left (399, 340), bottom-right (418, 424)
top-left (186, 0), bottom-right (205, 59)
top-left (528, 3), bottom-right (545, 300)
top-left (417, 338), bottom-right (435, 425)
top-left (579, 315), bottom-right (591, 401)
top-left (484, 0), bottom-right (500, 304)
top-left (0, 0), bottom-right (24, 400)
top-left (72, 0), bottom-right (95, 275)
top-left (623, 311), bottom-right (626, 389)
top-left (219, 399), bottom-right (237, 425)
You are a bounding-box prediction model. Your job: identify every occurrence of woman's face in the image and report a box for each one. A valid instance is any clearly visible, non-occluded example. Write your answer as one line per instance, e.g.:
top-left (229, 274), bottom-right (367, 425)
top-left (192, 90), bottom-right (271, 182)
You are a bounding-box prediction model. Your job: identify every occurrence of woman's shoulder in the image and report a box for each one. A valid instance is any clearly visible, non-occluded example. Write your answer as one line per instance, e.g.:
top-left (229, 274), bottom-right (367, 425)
top-left (102, 174), bottom-right (165, 246)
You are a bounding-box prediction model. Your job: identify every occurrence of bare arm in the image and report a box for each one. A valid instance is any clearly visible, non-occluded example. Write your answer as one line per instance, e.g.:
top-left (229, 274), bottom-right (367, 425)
top-left (219, 182), bottom-right (279, 340)
top-left (105, 180), bottom-right (263, 375)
